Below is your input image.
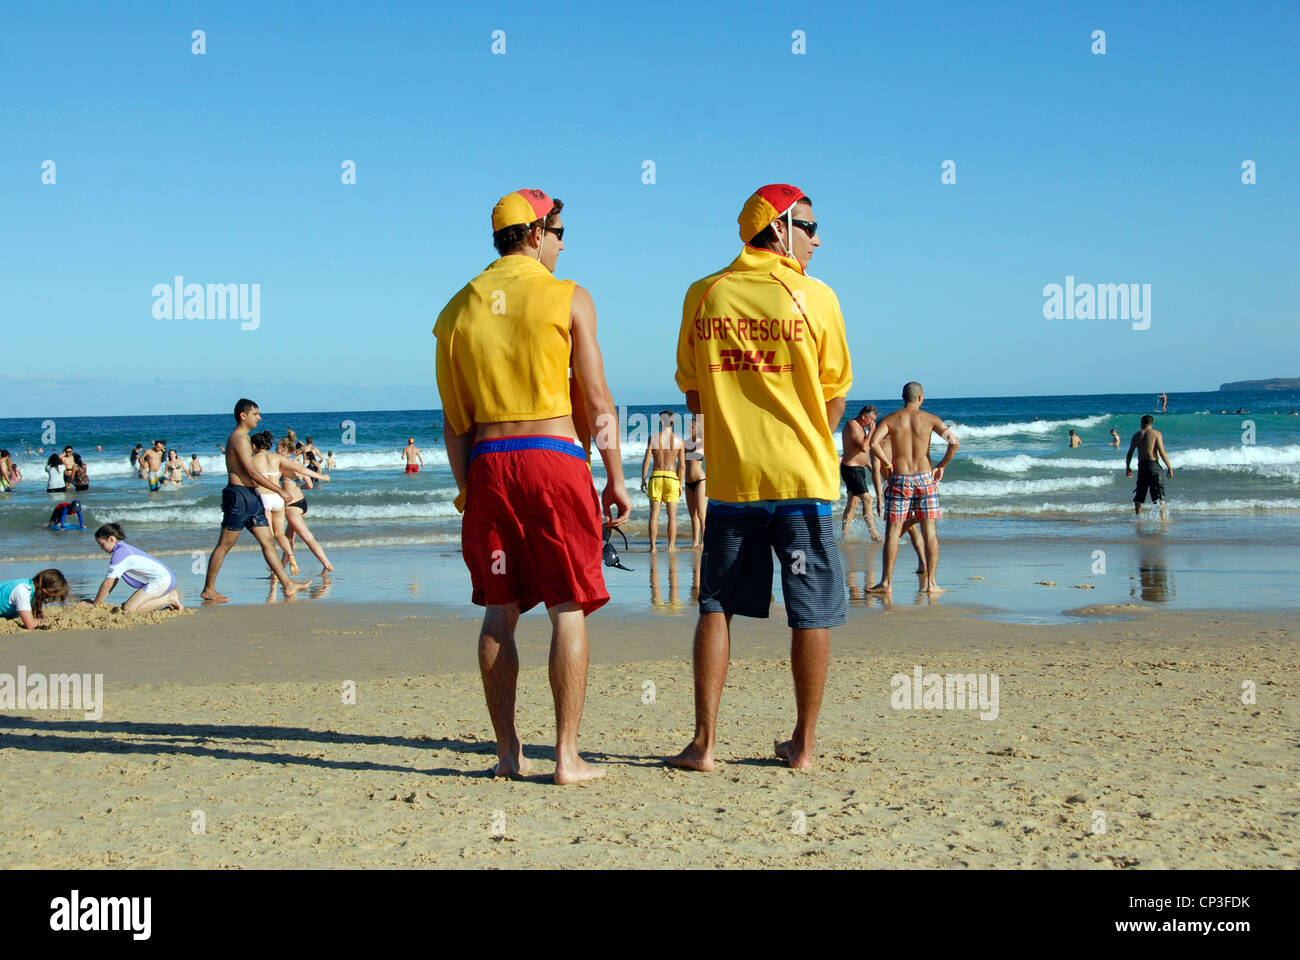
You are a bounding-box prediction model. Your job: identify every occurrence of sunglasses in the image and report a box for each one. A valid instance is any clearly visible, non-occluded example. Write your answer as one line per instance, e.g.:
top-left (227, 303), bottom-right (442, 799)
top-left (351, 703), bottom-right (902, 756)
top-left (790, 218), bottom-right (818, 238)
top-left (543, 226), bottom-right (565, 241)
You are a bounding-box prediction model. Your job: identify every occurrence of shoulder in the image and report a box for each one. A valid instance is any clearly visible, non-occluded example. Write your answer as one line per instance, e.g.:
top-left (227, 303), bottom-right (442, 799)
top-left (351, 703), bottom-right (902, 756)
top-left (683, 265), bottom-right (734, 305)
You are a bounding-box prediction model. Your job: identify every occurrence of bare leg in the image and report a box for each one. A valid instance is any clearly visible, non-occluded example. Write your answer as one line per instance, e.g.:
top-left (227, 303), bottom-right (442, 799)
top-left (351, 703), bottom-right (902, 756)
top-left (904, 521), bottom-right (927, 588)
top-left (774, 627), bottom-right (829, 768)
top-left (649, 500), bottom-right (661, 552)
top-left (865, 496), bottom-right (883, 542)
top-left (868, 521), bottom-right (901, 593)
top-left (691, 481), bottom-right (707, 548)
top-left (249, 525), bottom-right (310, 596)
top-left (123, 587), bottom-right (183, 614)
top-left (268, 509), bottom-right (297, 574)
top-left (666, 502), bottom-right (679, 551)
top-left (841, 494), bottom-right (859, 539)
top-left (548, 601), bottom-right (604, 784)
top-left (920, 518), bottom-right (945, 593)
top-left (668, 612), bottom-right (731, 771)
top-left (286, 510), bottom-right (332, 571)
top-left (478, 603), bottom-right (529, 777)
top-left (201, 528), bottom-right (241, 602)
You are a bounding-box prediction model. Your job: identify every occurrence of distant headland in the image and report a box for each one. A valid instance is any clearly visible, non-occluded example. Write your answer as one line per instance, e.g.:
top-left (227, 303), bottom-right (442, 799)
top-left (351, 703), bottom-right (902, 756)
top-left (1219, 378), bottom-right (1300, 391)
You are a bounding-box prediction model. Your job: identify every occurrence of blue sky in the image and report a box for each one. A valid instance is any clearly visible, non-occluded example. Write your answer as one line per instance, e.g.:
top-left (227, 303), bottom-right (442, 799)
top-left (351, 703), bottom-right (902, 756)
top-left (2, 0), bottom-right (1297, 417)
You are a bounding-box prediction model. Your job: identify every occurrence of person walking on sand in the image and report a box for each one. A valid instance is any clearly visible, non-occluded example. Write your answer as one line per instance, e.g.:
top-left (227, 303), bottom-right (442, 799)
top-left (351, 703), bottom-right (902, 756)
top-left (669, 183), bottom-right (852, 772)
top-left (1126, 414), bottom-right (1173, 518)
top-left (200, 399), bottom-right (312, 603)
top-left (402, 438), bottom-right (424, 474)
top-left (641, 410), bottom-right (685, 552)
top-left (840, 405), bottom-right (882, 542)
top-left (867, 382), bottom-right (958, 595)
top-left (434, 188), bottom-right (631, 785)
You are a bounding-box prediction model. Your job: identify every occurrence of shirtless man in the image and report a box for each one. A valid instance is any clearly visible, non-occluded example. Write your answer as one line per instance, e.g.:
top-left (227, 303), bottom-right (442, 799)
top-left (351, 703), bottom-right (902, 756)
top-left (200, 399), bottom-right (311, 603)
top-left (139, 440), bottom-right (166, 491)
top-left (868, 382), bottom-right (958, 594)
top-left (641, 411), bottom-right (685, 552)
top-left (59, 446), bottom-right (76, 484)
top-left (1125, 414), bottom-right (1173, 517)
top-left (1068, 430), bottom-right (1082, 448)
top-left (1109, 428), bottom-right (1121, 448)
top-left (402, 438), bottom-right (423, 474)
top-left (870, 426), bottom-right (928, 588)
top-left (840, 405), bottom-right (882, 542)
top-left (1158, 392), bottom-right (1168, 414)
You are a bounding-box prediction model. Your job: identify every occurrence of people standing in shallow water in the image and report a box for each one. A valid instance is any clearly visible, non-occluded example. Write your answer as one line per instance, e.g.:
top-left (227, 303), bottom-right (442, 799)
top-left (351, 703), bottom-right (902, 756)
top-left (162, 449), bottom-right (192, 487)
top-left (683, 416), bottom-right (707, 549)
top-left (1126, 414), bottom-right (1174, 518)
top-left (1110, 428), bottom-right (1122, 448)
top-left (1068, 429), bottom-right (1082, 448)
top-left (45, 455), bottom-right (66, 492)
top-left (0, 570), bottom-right (69, 629)
top-left (91, 523), bottom-right (182, 613)
top-left (250, 430), bottom-right (330, 577)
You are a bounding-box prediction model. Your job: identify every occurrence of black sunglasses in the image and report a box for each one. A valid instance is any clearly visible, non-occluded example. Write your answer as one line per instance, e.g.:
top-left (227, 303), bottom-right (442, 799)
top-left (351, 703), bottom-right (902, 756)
top-left (543, 226), bottom-right (565, 241)
top-left (790, 218), bottom-right (818, 238)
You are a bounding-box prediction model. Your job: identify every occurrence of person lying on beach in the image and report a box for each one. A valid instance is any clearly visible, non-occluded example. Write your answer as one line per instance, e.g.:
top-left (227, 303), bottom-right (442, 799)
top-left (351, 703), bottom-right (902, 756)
top-left (0, 569), bottom-right (69, 629)
top-left (868, 381), bottom-right (958, 595)
top-left (277, 439), bottom-right (333, 574)
top-left (201, 399), bottom-right (312, 603)
top-left (1126, 414), bottom-right (1173, 518)
top-left (91, 523), bottom-right (183, 613)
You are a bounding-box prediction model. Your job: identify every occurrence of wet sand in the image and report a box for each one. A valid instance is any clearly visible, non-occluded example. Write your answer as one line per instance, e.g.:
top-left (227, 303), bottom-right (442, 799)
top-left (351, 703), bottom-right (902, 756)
top-left (0, 602), bottom-right (1295, 867)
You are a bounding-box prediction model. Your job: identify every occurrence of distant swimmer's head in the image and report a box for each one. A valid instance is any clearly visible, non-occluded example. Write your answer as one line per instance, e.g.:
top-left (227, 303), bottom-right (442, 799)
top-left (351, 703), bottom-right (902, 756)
top-left (902, 382), bottom-right (924, 405)
top-left (492, 189), bottom-right (564, 272)
top-left (234, 398), bottom-right (260, 427)
top-left (1141, 415), bottom-right (1154, 427)
top-left (739, 184), bottom-right (819, 269)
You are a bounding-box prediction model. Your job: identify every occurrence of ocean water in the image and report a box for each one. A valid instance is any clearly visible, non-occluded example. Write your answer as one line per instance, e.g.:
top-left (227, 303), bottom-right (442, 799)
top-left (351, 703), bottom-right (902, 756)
top-left (1, 390), bottom-right (1298, 615)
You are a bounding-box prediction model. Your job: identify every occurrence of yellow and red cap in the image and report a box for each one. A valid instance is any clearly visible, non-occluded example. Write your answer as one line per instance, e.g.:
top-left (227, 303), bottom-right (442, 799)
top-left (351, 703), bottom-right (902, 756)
top-left (737, 183), bottom-right (805, 242)
top-left (491, 188), bottom-right (554, 231)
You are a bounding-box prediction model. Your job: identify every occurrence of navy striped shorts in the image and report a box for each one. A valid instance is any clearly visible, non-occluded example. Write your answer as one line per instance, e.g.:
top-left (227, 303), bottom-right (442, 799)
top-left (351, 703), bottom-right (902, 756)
top-left (699, 499), bottom-right (846, 629)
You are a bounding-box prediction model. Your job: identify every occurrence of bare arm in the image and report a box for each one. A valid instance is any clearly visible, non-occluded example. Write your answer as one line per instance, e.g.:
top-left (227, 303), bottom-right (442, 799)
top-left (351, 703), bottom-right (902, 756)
top-left (92, 578), bottom-right (118, 605)
top-left (869, 421), bottom-right (892, 470)
top-left (1125, 435), bottom-right (1139, 475)
top-left (676, 441), bottom-right (685, 483)
top-left (931, 418), bottom-right (958, 479)
top-left (1157, 435), bottom-right (1173, 476)
top-left (277, 454), bottom-right (328, 483)
top-left (18, 608), bottom-right (38, 629)
top-left (571, 285), bottom-right (630, 527)
top-left (640, 446), bottom-right (652, 489)
top-left (826, 396), bottom-right (846, 435)
top-left (445, 426), bottom-right (472, 493)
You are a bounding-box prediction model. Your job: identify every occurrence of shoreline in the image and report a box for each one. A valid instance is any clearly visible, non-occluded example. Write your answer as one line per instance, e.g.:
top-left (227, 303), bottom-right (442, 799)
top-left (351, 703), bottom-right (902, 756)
top-left (0, 603), bottom-right (1293, 868)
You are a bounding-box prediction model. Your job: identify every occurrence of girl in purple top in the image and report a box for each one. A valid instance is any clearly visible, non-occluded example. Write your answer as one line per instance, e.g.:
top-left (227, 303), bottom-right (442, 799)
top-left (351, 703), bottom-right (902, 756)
top-left (91, 523), bottom-right (183, 613)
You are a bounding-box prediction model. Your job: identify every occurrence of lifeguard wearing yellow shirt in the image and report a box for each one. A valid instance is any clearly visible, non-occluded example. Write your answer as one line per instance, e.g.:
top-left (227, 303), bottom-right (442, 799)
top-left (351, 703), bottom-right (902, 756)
top-left (433, 188), bottom-right (630, 786)
top-left (669, 183), bottom-right (852, 775)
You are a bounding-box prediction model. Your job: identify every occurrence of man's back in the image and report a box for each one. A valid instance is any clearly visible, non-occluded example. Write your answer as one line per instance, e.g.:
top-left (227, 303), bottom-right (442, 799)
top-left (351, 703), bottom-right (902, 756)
top-left (649, 429), bottom-right (683, 471)
top-left (883, 407), bottom-right (942, 475)
top-left (841, 418), bottom-right (869, 467)
top-left (675, 247), bottom-right (851, 502)
top-left (1133, 427), bottom-right (1162, 461)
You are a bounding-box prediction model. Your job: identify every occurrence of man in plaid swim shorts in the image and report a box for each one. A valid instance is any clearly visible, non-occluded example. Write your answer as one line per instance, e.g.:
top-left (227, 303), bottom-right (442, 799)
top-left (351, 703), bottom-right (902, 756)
top-left (869, 381), bottom-right (959, 594)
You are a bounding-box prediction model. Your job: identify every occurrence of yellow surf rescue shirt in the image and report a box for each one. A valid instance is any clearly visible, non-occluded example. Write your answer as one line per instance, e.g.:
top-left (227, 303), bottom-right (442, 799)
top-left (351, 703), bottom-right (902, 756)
top-left (434, 256), bottom-right (577, 436)
top-left (675, 245), bottom-right (852, 502)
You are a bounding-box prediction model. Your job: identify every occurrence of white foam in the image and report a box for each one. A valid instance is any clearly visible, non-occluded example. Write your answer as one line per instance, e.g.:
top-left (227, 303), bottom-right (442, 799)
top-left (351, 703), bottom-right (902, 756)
top-left (971, 444), bottom-right (1300, 475)
top-left (947, 498), bottom-right (1300, 516)
top-left (941, 475), bottom-right (1115, 497)
top-left (951, 413), bottom-right (1110, 441)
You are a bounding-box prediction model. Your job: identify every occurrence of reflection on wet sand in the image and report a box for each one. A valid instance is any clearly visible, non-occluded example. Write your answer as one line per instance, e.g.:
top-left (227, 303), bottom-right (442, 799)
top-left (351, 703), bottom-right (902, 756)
top-left (648, 549), bottom-right (699, 612)
top-left (1132, 537), bottom-right (1175, 603)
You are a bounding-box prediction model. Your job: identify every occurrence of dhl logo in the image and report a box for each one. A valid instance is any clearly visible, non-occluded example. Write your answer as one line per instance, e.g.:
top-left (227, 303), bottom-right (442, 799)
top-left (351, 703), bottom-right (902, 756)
top-left (709, 349), bottom-right (795, 374)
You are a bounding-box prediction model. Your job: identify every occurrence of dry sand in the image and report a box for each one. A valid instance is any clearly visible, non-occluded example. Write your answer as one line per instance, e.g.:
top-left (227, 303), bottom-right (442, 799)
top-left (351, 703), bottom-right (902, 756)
top-left (0, 602), bottom-right (1295, 868)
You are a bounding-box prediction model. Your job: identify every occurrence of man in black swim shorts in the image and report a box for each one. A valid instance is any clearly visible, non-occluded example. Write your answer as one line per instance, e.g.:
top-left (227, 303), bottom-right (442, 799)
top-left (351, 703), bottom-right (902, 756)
top-left (1125, 414), bottom-right (1174, 518)
top-left (840, 405), bottom-right (881, 541)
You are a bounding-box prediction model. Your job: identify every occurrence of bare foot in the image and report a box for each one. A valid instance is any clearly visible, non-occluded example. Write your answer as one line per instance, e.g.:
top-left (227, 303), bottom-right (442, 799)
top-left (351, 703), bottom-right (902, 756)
top-left (774, 739), bottom-right (816, 769)
top-left (199, 589), bottom-right (229, 604)
top-left (926, 581), bottom-right (947, 594)
top-left (870, 532), bottom-right (884, 543)
top-left (866, 581), bottom-right (892, 594)
top-left (323, 561), bottom-right (334, 573)
top-left (667, 741), bottom-right (714, 772)
top-left (650, 544), bottom-right (658, 553)
top-left (283, 578), bottom-right (313, 598)
top-left (553, 755), bottom-right (605, 785)
top-left (288, 555), bottom-right (299, 575)
top-left (494, 748), bottom-right (532, 779)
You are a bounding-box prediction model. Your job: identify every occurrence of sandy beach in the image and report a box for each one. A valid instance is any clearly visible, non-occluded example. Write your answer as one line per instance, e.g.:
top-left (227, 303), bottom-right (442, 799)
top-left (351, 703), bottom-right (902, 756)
top-left (1, 601), bottom-right (1294, 868)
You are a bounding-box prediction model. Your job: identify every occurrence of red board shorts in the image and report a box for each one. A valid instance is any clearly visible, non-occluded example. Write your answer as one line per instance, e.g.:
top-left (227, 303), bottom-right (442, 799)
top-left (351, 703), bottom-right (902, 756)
top-left (405, 463), bottom-right (419, 473)
top-left (884, 471), bottom-right (941, 523)
top-left (462, 435), bottom-right (608, 616)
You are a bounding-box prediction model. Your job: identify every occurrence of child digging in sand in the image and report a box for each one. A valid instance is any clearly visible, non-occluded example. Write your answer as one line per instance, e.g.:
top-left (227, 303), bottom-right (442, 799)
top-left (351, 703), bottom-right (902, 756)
top-left (0, 570), bottom-right (69, 629)
top-left (91, 523), bottom-right (183, 613)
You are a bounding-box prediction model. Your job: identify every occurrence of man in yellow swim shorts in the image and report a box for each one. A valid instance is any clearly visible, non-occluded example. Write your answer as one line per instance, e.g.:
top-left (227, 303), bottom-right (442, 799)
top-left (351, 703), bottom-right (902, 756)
top-left (641, 410), bottom-right (685, 552)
